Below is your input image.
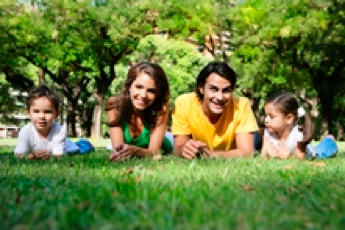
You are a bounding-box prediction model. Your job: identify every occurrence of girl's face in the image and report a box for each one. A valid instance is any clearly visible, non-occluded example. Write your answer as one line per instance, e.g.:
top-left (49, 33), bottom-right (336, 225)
top-left (27, 97), bottom-right (58, 137)
top-left (129, 72), bottom-right (157, 111)
top-left (264, 102), bottom-right (294, 134)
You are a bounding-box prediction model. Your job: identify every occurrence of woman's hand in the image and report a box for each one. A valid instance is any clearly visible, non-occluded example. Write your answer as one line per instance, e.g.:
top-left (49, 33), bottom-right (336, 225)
top-left (109, 144), bottom-right (137, 161)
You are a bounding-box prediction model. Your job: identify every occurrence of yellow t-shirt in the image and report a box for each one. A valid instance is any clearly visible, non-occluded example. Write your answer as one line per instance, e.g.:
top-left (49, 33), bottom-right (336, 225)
top-left (172, 92), bottom-right (259, 150)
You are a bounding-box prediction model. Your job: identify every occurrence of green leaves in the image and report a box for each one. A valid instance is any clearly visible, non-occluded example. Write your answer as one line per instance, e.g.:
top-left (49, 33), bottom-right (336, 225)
top-left (228, 0), bottom-right (345, 134)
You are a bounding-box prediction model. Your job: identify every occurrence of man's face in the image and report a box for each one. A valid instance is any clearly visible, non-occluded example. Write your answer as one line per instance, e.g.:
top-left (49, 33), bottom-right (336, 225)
top-left (199, 73), bottom-right (232, 118)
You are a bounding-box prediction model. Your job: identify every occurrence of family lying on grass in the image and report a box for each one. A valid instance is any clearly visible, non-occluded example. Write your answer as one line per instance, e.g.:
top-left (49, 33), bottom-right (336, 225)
top-left (14, 61), bottom-right (338, 160)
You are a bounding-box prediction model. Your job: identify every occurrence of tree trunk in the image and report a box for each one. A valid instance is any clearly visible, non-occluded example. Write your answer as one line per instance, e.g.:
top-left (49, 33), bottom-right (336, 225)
top-left (318, 92), bottom-right (333, 137)
top-left (66, 101), bottom-right (78, 137)
top-left (38, 68), bottom-right (45, 84)
top-left (79, 103), bottom-right (94, 137)
top-left (91, 93), bottom-right (104, 138)
top-left (336, 121), bottom-right (343, 141)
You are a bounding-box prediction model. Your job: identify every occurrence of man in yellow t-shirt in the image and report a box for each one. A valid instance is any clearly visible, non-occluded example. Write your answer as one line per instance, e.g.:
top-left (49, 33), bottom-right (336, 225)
top-left (172, 62), bottom-right (259, 159)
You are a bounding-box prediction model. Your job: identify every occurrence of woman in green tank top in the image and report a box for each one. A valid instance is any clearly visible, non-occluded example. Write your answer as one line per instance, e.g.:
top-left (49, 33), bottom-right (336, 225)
top-left (105, 62), bottom-right (173, 161)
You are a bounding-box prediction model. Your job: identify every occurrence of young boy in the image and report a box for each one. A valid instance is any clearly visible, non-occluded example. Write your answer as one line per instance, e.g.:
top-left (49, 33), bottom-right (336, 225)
top-left (14, 85), bottom-right (78, 159)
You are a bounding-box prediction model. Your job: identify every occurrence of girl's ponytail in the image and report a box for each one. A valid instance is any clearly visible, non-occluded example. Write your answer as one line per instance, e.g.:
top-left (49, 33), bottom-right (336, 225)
top-left (298, 107), bottom-right (315, 143)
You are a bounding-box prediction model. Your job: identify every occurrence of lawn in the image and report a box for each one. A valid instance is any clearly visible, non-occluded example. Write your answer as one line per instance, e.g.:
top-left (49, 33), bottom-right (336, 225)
top-left (1, 139), bottom-right (345, 229)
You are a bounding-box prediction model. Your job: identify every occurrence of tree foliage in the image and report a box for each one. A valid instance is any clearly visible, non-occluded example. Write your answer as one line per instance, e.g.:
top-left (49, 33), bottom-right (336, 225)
top-left (108, 35), bottom-right (211, 105)
top-left (0, 0), bottom-right (221, 137)
top-left (229, 0), bottom-right (345, 135)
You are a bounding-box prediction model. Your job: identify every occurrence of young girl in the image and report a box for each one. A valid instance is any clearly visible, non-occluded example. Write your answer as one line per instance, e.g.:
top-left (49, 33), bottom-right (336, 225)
top-left (105, 62), bottom-right (173, 161)
top-left (261, 92), bottom-right (337, 159)
top-left (14, 85), bottom-right (79, 159)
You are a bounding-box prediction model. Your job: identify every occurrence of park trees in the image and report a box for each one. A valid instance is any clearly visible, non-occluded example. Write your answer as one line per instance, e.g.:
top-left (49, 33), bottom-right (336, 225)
top-left (229, 0), bottom-right (345, 136)
top-left (0, 0), bottom-right (222, 137)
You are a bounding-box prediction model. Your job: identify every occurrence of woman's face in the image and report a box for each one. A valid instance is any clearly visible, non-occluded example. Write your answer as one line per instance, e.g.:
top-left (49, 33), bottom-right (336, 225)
top-left (129, 72), bottom-right (157, 111)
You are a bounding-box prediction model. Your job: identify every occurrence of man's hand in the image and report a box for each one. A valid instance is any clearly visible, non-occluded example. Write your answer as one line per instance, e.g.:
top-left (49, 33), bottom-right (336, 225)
top-left (180, 140), bottom-right (207, 160)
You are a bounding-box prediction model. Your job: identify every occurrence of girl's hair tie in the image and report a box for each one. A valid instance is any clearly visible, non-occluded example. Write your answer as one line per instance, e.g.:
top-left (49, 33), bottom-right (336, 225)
top-left (297, 107), bottom-right (306, 117)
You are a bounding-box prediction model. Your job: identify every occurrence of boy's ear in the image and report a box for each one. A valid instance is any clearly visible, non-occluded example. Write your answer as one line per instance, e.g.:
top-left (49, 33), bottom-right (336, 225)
top-left (198, 85), bottom-right (204, 95)
top-left (55, 110), bottom-right (60, 119)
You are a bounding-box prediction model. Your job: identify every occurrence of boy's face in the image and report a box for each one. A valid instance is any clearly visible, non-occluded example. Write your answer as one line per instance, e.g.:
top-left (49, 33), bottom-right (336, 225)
top-left (27, 97), bottom-right (58, 137)
top-left (199, 73), bottom-right (232, 118)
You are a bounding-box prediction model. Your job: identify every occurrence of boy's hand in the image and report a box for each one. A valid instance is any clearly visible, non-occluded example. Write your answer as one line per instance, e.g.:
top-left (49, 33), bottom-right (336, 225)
top-left (28, 150), bottom-right (51, 160)
top-left (14, 154), bottom-right (26, 159)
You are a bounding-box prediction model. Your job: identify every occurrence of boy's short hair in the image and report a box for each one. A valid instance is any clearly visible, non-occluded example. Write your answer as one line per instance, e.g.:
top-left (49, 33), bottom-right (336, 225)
top-left (26, 85), bottom-right (60, 112)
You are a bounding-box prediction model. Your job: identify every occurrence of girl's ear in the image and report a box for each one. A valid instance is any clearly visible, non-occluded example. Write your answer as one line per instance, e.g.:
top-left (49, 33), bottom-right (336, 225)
top-left (286, 113), bottom-right (295, 125)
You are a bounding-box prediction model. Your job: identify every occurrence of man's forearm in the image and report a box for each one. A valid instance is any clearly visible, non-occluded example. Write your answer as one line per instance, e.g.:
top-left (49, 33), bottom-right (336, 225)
top-left (173, 145), bottom-right (183, 156)
top-left (208, 149), bottom-right (254, 158)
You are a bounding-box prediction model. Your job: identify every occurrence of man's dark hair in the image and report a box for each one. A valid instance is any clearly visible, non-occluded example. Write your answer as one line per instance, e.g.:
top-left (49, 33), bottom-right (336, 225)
top-left (196, 62), bottom-right (237, 100)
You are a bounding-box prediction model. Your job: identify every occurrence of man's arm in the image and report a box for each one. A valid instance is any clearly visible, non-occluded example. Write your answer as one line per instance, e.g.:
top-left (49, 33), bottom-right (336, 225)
top-left (174, 135), bottom-right (190, 156)
top-left (206, 132), bottom-right (254, 158)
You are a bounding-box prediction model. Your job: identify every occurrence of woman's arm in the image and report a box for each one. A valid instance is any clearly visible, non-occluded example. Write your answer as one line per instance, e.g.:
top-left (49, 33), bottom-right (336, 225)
top-left (129, 103), bottom-right (170, 157)
top-left (148, 103), bottom-right (169, 151)
top-left (106, 97), bottom-right (125, 149)
top-left (109, 103), bottom-right (169, 161)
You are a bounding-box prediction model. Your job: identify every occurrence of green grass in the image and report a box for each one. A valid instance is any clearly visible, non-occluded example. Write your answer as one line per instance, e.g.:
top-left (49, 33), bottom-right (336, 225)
top-left (1, 140), bottom-right (345, 229)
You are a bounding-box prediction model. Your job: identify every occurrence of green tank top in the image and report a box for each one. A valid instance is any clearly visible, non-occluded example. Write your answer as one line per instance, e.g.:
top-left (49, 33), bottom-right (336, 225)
top-left (122, 122), bottom-right (173, 153)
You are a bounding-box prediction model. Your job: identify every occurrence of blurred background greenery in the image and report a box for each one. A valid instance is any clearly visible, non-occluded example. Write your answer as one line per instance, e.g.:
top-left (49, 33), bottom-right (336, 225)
top-left (1, 0), bottom-right (344, 140)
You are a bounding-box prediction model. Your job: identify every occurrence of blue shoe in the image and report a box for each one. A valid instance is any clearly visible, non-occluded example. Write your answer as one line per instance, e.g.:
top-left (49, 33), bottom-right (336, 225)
top-left (314, 136), bottom-right (338, 159)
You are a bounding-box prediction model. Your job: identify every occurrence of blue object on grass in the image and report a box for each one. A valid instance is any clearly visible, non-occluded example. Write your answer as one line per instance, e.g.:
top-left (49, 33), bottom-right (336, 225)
top-left (75, 138), bottom-right (95, 154)
top-left (306, 136), bottom-right (338, 159)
